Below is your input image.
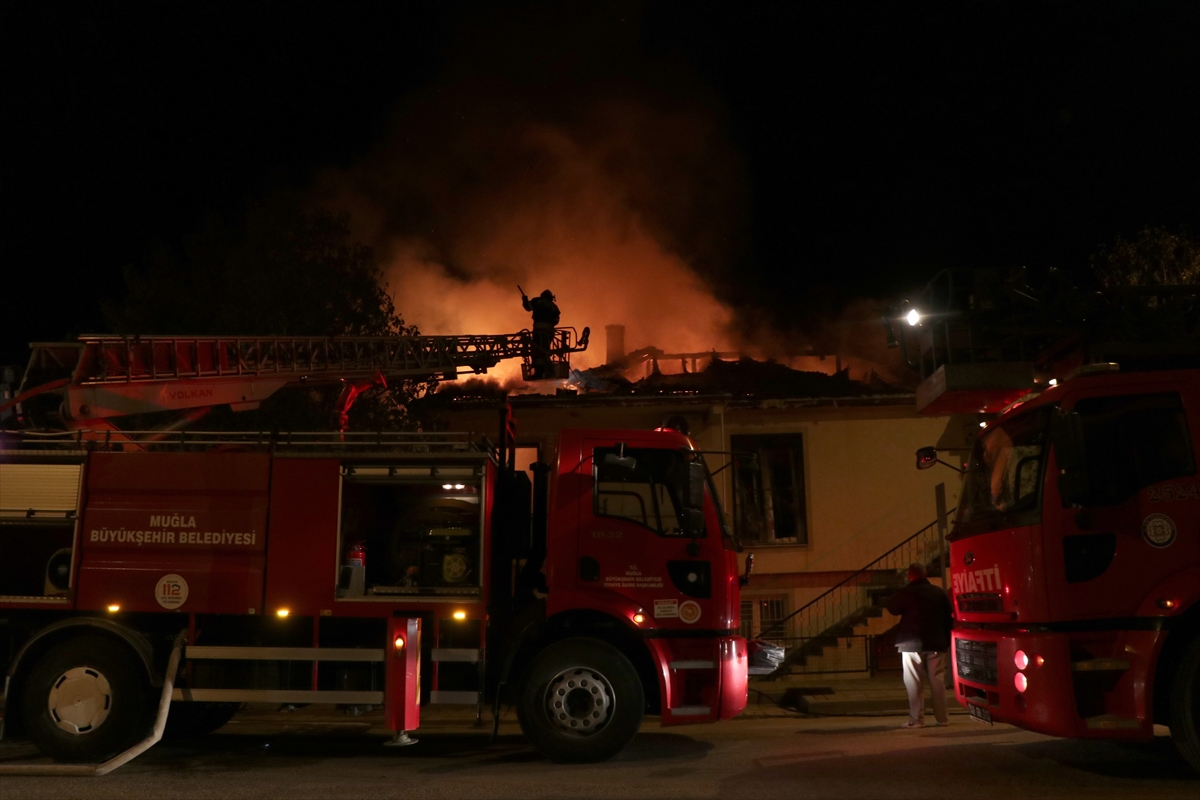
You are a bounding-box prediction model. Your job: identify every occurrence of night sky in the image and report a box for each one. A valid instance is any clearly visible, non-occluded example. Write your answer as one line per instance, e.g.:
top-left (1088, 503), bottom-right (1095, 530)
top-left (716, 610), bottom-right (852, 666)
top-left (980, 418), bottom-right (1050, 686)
top-left (4, 1), bottom-right (1199, 369)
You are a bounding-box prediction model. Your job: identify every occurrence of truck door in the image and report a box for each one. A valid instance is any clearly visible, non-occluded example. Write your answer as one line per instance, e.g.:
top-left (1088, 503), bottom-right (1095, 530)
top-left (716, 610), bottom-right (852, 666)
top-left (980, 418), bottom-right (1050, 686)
top-left (581, 442), bottom-right (723, 630)
top-left (1044, 385), bottom-right (1199, 619)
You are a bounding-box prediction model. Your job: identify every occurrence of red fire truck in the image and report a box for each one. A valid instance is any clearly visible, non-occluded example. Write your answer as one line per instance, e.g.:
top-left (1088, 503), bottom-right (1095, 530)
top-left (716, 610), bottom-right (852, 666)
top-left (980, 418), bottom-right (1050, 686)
top-left (894, 269), bottom-right (1200, 770)
top-left (0, 333), bottom-right (749, 766)
top-left (940, 365), bottom-right (1200, 769)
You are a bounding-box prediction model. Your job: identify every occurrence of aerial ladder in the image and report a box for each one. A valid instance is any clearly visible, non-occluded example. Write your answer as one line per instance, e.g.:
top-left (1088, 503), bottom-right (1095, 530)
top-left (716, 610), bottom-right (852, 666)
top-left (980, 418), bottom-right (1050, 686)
top-left (1, 327), bottom-right (589, 444)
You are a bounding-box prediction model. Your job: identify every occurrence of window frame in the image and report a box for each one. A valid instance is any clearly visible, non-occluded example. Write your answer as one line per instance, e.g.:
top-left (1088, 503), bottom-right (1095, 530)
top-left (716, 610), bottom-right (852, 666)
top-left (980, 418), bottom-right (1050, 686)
top-left (731, 433), bottom-right (809, 547)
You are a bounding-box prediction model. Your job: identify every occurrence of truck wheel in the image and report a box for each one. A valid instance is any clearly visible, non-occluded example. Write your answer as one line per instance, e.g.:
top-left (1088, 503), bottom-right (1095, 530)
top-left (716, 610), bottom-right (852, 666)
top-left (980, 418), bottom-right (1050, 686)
top-left (21, 636), bottom-right (152, 763)
top-left (1171, 635), bottom-right (1200, 773)
top-left (163, 702), bottom-right (242, 739)
top-left (517, 637), bottom-right (644, 763)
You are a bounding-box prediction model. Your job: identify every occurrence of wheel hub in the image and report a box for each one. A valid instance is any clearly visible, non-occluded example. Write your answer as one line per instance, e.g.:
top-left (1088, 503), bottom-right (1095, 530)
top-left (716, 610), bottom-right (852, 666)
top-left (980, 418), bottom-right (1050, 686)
top-left (47, 667), bottom-right (113, 735)
top-left (544, 666), bottom-right (613, 736)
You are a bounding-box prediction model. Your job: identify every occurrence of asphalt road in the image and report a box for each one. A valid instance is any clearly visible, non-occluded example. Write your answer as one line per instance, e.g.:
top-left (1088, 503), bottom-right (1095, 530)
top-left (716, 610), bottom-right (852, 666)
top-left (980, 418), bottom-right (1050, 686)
top-left (2, 705), bottom-right (1196, 800)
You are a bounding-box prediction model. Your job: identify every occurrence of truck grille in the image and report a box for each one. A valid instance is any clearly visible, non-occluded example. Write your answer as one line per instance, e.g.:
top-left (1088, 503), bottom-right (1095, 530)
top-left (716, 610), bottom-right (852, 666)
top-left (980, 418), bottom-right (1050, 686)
top-left (955, 639), bottom-right (998, 686)
top-left (957, 593), bottom-right (1003, 613)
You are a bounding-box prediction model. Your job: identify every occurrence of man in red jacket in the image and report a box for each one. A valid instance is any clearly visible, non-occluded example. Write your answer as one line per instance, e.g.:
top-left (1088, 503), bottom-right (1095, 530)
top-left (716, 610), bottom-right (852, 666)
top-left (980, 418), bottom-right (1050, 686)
top-left (886, 562), bottom-right (953, 728)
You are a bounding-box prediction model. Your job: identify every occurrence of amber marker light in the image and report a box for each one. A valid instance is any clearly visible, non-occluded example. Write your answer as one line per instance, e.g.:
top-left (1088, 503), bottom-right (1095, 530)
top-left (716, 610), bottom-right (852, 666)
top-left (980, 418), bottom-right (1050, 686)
top-left (632, 612), bottom-right (646, 624)
top-left (276, 609), bottom-right (290, 618)
top-left (1034, 655), bottom-right (1045, 667)
top-left (452, 610), bottom-right (467, 621)
top-left (107, 604), bottom-right (120, 613)
top-left (1158, 598), bottom-right (1177, 609)
top-left (394, 635), bottom-right (405, 651)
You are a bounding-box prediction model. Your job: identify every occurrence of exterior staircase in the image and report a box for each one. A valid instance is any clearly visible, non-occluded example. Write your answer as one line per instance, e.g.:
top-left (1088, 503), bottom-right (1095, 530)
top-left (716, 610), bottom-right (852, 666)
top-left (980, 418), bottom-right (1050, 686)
top-left (754, 510), bottom-right (954, 679)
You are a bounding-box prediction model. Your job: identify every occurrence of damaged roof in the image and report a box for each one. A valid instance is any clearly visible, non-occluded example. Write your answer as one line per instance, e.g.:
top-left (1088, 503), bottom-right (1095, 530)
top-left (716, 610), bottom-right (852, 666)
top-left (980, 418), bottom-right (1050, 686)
top-left (420, 355), bottom-right (912, 410)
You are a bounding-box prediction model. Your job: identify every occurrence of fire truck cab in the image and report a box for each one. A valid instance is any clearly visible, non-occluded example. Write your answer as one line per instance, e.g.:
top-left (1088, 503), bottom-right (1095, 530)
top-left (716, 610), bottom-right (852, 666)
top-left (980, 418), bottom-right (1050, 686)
top-left (946, 367), bottom-right (1200, 770)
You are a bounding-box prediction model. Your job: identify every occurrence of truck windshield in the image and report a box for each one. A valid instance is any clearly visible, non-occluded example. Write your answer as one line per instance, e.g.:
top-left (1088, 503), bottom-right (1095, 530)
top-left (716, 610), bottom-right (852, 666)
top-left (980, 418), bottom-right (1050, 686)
top-left (955, 406), bottom-right (1052, 538)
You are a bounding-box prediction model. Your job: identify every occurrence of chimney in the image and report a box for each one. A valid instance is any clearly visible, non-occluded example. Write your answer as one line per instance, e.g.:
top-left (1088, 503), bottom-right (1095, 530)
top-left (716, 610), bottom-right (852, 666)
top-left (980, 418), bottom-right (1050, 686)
top-left (605, 324), bottom-right (626, 366)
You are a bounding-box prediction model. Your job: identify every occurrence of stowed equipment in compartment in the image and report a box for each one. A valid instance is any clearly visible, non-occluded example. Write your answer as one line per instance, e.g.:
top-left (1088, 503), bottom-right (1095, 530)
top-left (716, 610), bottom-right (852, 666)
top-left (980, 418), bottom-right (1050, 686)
top-left (337, 463), bottom-right (483, 596)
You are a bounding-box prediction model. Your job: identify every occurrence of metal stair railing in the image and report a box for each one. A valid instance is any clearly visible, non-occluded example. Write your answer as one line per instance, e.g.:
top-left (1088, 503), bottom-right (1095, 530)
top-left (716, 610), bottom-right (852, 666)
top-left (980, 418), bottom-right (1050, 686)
top-left (756, 509), bottom-right (955, 654)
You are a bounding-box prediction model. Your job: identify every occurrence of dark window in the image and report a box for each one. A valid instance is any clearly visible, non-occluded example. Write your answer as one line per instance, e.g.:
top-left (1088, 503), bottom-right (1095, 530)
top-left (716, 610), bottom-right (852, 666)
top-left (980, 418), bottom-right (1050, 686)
top-left (1074, 392), bottom-right (1195, 505)
top-left (732, 434), bottom-right (807, 545)
top-left (593, 447), bottom-right (689, 536)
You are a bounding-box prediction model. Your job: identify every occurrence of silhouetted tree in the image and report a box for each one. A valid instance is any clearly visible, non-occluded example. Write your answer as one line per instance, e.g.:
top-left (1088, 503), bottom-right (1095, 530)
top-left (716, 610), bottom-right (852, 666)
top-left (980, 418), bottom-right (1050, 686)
top-left (1091, 227), bottom-right (1200, 287)
top-left (106, 198), bottom-right (432, 430)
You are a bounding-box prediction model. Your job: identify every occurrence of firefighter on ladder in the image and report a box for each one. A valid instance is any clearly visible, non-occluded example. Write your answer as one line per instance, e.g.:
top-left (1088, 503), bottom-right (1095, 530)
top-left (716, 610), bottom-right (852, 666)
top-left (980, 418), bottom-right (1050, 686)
top-left (521, 288), bottom-right (560, 379)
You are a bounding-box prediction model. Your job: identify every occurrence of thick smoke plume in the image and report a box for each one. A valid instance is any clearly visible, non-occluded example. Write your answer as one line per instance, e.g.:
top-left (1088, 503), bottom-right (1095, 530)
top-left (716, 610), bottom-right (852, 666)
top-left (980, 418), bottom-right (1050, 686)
top-left (314, 83), bottom-right (744, 385)
top-left (310, 8), bottom-right (908, 388)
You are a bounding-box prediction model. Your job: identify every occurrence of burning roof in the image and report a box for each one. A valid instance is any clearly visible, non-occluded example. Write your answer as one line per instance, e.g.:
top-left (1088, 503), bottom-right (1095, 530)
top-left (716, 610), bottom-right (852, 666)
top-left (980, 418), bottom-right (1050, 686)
top-left (418, 353), bottom-right (909, 413)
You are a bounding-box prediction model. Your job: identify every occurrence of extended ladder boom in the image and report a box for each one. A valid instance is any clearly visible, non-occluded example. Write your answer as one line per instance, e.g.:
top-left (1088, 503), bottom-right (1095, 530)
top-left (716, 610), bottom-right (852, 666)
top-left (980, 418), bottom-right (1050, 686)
top-left (5, 328), bottom-right (589, 425)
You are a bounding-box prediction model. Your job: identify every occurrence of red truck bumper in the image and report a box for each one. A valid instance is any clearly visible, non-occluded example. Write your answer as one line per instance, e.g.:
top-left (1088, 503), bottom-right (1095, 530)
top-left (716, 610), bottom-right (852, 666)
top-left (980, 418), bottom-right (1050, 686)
top-left (952, 628), bottom-right (1162, 739)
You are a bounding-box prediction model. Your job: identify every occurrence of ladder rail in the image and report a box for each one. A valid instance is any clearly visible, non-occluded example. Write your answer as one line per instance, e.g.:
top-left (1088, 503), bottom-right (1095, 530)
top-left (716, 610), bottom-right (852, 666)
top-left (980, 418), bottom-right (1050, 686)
top-left (74, 331), bottom-right (584, 385)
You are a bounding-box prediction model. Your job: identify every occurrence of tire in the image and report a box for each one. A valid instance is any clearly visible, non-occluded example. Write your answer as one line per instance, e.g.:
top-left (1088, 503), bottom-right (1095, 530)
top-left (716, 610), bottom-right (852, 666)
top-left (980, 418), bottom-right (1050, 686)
top-left (22, 636), bottom-right (152, 763)
top-left (1170, 635), bottom-right (1200, 773)
top-left (163, 702), bottom-right (242, 740)
top-left (516, 637), bottom-right (644, 763)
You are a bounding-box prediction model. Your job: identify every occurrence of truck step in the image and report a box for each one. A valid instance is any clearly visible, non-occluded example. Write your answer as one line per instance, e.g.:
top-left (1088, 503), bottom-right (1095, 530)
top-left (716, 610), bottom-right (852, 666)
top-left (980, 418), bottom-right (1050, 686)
top-left (1083, 714), bottom-right (1141, 730)
top-left (185, 646), bottom-right (384, 662)
top-left (430, 691), bottom-right (481, 704)
top-left (431, 648), bottom-right (481, 663)
top-left (669, 706), bottom-right (712, 716)
top-left (172, 689), bottom-right (384, 704)
top-left (1071, 658), bottom-right (1131, 672)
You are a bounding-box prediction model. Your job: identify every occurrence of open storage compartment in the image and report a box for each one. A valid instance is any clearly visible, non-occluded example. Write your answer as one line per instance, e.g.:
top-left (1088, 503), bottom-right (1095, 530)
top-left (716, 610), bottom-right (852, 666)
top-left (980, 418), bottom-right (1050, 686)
top-left (337, 463), bottom-right (484, 597)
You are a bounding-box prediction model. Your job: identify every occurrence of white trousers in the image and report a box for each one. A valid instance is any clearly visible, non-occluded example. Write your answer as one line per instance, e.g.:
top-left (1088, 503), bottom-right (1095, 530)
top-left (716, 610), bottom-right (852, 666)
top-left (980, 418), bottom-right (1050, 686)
top-left (902, 650), bottom-right (948, 725)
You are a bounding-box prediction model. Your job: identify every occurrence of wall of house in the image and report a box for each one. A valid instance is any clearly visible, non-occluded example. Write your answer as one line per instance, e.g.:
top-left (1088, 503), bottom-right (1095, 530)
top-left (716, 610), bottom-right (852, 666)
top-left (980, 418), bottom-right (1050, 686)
top-left (725, 407), bottom-right (964, 574)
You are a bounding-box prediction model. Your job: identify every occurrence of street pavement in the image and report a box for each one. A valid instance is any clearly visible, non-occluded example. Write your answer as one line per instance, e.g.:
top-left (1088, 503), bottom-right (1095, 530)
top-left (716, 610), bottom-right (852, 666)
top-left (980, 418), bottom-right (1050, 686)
top-left (2, 695), bottom-right (1196, 800)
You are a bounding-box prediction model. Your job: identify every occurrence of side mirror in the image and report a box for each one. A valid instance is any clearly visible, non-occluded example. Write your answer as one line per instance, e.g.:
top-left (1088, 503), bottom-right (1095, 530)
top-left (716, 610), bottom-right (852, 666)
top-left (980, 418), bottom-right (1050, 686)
top-left (916, 446), bottom-right (938, 470)
top-left (1051, 409), bottom-right (1090, 506)
top-left (739, 552), bottom-right (754, 587)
